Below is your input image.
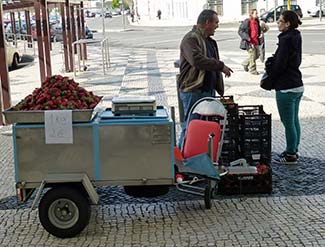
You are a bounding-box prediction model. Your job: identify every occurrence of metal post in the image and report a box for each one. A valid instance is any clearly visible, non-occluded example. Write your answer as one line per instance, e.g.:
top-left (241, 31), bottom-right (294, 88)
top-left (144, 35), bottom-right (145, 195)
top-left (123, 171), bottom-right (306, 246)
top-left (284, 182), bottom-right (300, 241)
top-left (266, 0), bottom-right (268, 11)
top-left (320, 0), bottom-right (323, 22)
top-left (122, 1), bottom-right (125, 31)
top-left (287, 0), bottom-right (291, 10)
top-left (0, 2), bottom-right (11, 121)
top-left (274, 0), bottom-right (278, 22)
top-left (102, 0), bottom-right (105, 38)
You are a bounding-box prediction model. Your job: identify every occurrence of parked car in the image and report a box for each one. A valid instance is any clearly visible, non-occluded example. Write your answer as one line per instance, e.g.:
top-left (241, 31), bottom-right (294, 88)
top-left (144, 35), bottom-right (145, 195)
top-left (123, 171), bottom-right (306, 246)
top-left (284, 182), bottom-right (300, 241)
top-left (6, 42), bottom-right (21, 69)
top-left (260, 5), bottom-right (303, 23)
top-left (85, 10), bottom-right (96, 18)
top-left (31, 24), bottom-right (56, 42)
top-left (85, 26), bottom-right (93, 39)
top-left (105, 11), bottom-right (112, 18)
top-left (5, 22), bottom-right (27, 35)
top-left (51, 24), bottom-right (93, 41)
top-left (307, 5), bottom-right (325, 17)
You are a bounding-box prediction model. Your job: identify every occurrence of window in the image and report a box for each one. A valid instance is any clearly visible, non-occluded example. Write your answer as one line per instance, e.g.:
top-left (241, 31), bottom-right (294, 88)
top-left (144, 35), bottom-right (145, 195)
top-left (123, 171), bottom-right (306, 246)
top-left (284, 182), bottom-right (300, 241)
top-left (208, 0), bottom-right (223, 16)
top-left (241, 0), bottom-right (258, 15)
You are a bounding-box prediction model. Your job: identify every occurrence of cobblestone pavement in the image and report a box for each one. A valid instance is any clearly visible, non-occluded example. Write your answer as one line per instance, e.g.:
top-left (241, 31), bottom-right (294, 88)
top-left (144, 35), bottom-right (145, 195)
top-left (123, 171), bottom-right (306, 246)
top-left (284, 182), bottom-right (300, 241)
top-left (1, 42), bottom-right (325, 245)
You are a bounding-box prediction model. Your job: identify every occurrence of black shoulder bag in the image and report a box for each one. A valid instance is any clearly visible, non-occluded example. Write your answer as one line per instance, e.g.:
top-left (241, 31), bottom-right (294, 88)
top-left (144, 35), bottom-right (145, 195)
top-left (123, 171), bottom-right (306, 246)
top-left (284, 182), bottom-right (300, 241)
top-left (260, 56), bottom-right (274, 91)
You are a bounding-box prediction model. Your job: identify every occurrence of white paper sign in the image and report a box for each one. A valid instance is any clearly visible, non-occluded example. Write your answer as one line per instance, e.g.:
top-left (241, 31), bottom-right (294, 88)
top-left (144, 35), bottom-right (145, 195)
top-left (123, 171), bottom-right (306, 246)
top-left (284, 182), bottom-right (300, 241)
top-left (45, 110), bottom-right (73, 144)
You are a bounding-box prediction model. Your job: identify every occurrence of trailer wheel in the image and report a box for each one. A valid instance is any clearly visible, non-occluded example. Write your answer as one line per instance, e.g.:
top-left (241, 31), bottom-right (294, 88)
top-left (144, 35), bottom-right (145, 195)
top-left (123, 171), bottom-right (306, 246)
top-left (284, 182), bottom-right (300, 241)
top-left (39, 186), bottom-right (91, 238)
top-left (204, 186), bottom-right (212, 209)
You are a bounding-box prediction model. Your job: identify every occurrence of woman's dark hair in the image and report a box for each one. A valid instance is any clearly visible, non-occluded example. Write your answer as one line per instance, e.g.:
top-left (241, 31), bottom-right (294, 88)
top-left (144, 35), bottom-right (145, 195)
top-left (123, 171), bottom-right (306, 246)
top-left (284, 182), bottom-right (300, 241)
top-left (197, 9), bottom-right (218, 25)
top-left (281, 10), bottom-right (302, 29)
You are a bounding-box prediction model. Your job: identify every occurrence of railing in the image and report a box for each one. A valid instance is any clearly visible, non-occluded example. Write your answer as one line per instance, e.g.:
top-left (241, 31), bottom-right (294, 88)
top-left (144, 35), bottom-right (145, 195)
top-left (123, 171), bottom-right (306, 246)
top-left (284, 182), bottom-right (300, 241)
top-left (72, 38), bottom-right (110, 77)
top-left (101, 38), bottom-right (110, 75)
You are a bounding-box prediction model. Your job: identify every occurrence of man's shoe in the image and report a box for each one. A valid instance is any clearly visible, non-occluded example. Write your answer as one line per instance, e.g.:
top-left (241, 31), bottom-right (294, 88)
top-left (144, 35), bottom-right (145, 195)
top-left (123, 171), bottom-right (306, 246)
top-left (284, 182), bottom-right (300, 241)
top-left (273, 153), bottom-right (298, 165)
top-left (250, 71), bottom-right (259, 75)
top-left (242, 65), bottom-right (249, 72)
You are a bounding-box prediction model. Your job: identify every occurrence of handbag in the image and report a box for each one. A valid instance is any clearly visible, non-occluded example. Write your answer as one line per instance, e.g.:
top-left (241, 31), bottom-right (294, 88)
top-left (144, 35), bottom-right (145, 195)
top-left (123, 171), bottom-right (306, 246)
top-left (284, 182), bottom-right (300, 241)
top-left (260, 72), bottom-right (272, 90)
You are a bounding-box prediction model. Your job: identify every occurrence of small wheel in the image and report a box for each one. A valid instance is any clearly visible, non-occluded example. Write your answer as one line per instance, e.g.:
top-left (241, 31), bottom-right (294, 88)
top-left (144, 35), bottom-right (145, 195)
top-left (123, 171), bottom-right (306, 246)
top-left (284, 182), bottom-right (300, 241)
top-left (38, 186), bottom-right (91, 238)
top-left (204, 186), bottom-right (212, 209)
top-left (11, 54), bottom-right (19, 69)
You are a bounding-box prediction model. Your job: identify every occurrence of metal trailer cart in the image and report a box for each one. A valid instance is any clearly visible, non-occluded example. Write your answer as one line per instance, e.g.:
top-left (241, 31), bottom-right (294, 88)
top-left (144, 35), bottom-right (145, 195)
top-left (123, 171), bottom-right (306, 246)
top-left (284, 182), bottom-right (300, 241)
top-left (6, 96), bottom-right (229, 238)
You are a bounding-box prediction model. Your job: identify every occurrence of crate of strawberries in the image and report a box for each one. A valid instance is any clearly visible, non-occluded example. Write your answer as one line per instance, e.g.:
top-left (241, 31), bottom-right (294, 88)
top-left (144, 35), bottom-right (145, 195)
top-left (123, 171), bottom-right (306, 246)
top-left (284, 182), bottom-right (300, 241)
top-left (4, 75), bottom-right (102, 124)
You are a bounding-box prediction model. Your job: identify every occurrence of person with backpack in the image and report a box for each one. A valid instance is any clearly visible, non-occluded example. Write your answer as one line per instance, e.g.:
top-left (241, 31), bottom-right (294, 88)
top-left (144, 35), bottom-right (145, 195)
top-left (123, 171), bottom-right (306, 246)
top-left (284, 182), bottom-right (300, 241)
top-left (238, 9), bottom-right (261, 75)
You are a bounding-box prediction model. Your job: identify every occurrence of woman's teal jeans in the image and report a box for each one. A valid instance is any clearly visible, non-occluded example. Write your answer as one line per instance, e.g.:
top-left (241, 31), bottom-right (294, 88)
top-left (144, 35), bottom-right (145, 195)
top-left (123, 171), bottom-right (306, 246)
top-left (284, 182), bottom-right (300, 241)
top-left (276, 91), bottom-right (303, 155)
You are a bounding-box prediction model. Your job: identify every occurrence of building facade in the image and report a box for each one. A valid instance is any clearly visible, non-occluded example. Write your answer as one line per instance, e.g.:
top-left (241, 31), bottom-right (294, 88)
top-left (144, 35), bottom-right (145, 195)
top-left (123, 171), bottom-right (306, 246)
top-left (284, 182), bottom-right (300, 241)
top-left (133, 0), bottom-right (318, 21)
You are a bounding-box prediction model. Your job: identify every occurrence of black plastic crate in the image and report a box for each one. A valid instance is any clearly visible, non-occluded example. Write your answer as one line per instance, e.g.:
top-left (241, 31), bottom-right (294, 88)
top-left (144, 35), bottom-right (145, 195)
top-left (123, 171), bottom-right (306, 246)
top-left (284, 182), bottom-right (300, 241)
top-left (237, 105), bottom-right (271, 164)
top-left (219, 152), bottom-right (240, 165)
top-left (218, 164), bottom-right (272, 195)
top-left (238, 105), bottom-right (264, 116)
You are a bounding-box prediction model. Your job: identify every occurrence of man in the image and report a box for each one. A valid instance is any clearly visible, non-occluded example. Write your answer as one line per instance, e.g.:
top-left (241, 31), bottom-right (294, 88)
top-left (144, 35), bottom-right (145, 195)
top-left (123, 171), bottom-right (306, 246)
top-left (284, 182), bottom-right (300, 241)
top-left (177, 9), bottom-right (233, 148)
top-left (238, 9), bottom-right (261, 75)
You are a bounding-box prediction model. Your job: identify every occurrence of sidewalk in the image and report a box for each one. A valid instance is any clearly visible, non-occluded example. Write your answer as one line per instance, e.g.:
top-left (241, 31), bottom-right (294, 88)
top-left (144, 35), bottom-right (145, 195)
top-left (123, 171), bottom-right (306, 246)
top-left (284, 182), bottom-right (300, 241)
top-left (1, 33), bottom-right (325, 245)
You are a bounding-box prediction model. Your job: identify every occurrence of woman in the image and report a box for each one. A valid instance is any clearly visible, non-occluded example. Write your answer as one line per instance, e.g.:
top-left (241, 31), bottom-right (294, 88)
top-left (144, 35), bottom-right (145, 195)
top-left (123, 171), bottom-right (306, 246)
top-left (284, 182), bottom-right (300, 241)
top-left (270, 11), bottom-right (303, 165)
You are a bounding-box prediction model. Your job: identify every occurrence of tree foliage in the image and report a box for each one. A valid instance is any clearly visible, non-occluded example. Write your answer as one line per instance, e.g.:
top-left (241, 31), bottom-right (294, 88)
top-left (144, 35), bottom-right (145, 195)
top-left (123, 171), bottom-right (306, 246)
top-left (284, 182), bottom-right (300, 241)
top-left (112, 0), bottom-right (120, 9)
top-left (111, 0), bottom-right (129, 9)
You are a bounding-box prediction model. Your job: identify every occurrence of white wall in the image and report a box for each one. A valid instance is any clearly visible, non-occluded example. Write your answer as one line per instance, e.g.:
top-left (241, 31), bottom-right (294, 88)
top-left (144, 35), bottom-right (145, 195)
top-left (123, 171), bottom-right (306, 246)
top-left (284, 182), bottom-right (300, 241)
top-left (223, 0), bottom-right (241, 20)
top-left (297, 0), bottom-right (317, 16)
top-left (135, 0), bottom-right (318, 22)
top-left (136, 0), bottom-right (206, 20)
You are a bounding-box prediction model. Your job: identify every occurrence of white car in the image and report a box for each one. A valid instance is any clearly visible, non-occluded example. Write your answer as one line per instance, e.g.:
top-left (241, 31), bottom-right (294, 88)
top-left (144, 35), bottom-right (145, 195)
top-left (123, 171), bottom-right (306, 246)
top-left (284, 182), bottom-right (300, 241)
top-left (307, 5), bottom-right (325, 17)
top-left (6, 42), bottom-right (21, 69)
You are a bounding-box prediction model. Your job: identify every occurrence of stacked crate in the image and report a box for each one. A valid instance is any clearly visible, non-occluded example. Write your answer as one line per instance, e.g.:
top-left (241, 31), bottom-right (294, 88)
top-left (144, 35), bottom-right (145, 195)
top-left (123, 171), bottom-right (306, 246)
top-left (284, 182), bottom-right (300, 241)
top-left (216, 98), bottom-right (272, 194)
top-left (238, 105), bottom-right (272, 165)
top-left (216, 96), bottom-right (241, 166)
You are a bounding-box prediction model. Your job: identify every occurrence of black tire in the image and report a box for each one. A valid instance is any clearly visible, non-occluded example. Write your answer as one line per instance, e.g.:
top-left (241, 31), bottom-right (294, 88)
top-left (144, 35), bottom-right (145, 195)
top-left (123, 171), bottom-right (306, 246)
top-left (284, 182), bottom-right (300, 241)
top-left (204, 186), bottom-right (212, 209)
top-left (124, 185), bottom-right (169, 198)
top-left (38, 186), bottom-right (91, 238)
top-left (11, 54), bottom-right (19, 69)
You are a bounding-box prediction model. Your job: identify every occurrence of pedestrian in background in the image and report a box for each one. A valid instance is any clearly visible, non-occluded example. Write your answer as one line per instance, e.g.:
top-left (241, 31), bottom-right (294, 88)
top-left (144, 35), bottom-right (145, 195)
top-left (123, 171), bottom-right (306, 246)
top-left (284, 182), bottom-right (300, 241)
top-left (177, 9), bottom-right (233, 148)
top-left (157, 10), bottom-right (162, 20)
top-left (269, 11), bottom-right (303, 165)
top-left (238, 9), bottom-right (261, 75)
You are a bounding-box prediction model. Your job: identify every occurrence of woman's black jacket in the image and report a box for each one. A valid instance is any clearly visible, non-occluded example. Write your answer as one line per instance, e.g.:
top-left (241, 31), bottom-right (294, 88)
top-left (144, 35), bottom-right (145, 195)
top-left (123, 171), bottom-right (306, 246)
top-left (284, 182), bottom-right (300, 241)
top-left (269, 29), bottom-right (303, 90)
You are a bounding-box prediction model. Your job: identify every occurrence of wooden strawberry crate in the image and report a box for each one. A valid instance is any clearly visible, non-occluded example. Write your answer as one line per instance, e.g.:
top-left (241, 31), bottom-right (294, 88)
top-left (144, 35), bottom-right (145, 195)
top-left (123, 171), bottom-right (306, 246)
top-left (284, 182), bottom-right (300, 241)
top-left (3, 108), bottom-right (94, 124)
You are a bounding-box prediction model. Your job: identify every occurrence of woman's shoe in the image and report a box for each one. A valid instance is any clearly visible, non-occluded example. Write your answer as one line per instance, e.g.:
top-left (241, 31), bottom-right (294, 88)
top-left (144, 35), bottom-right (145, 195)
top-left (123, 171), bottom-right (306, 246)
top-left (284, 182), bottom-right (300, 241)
top-left (274, 153), bottom-right (298, 165)
top-left (279, 151), bottom-right (299, 160)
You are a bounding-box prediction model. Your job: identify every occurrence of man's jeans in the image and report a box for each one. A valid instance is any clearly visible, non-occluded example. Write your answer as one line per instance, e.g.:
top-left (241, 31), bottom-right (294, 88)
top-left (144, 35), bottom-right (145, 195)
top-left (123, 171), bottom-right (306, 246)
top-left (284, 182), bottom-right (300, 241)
top-left (178, 90), bottom-right (215, 149)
